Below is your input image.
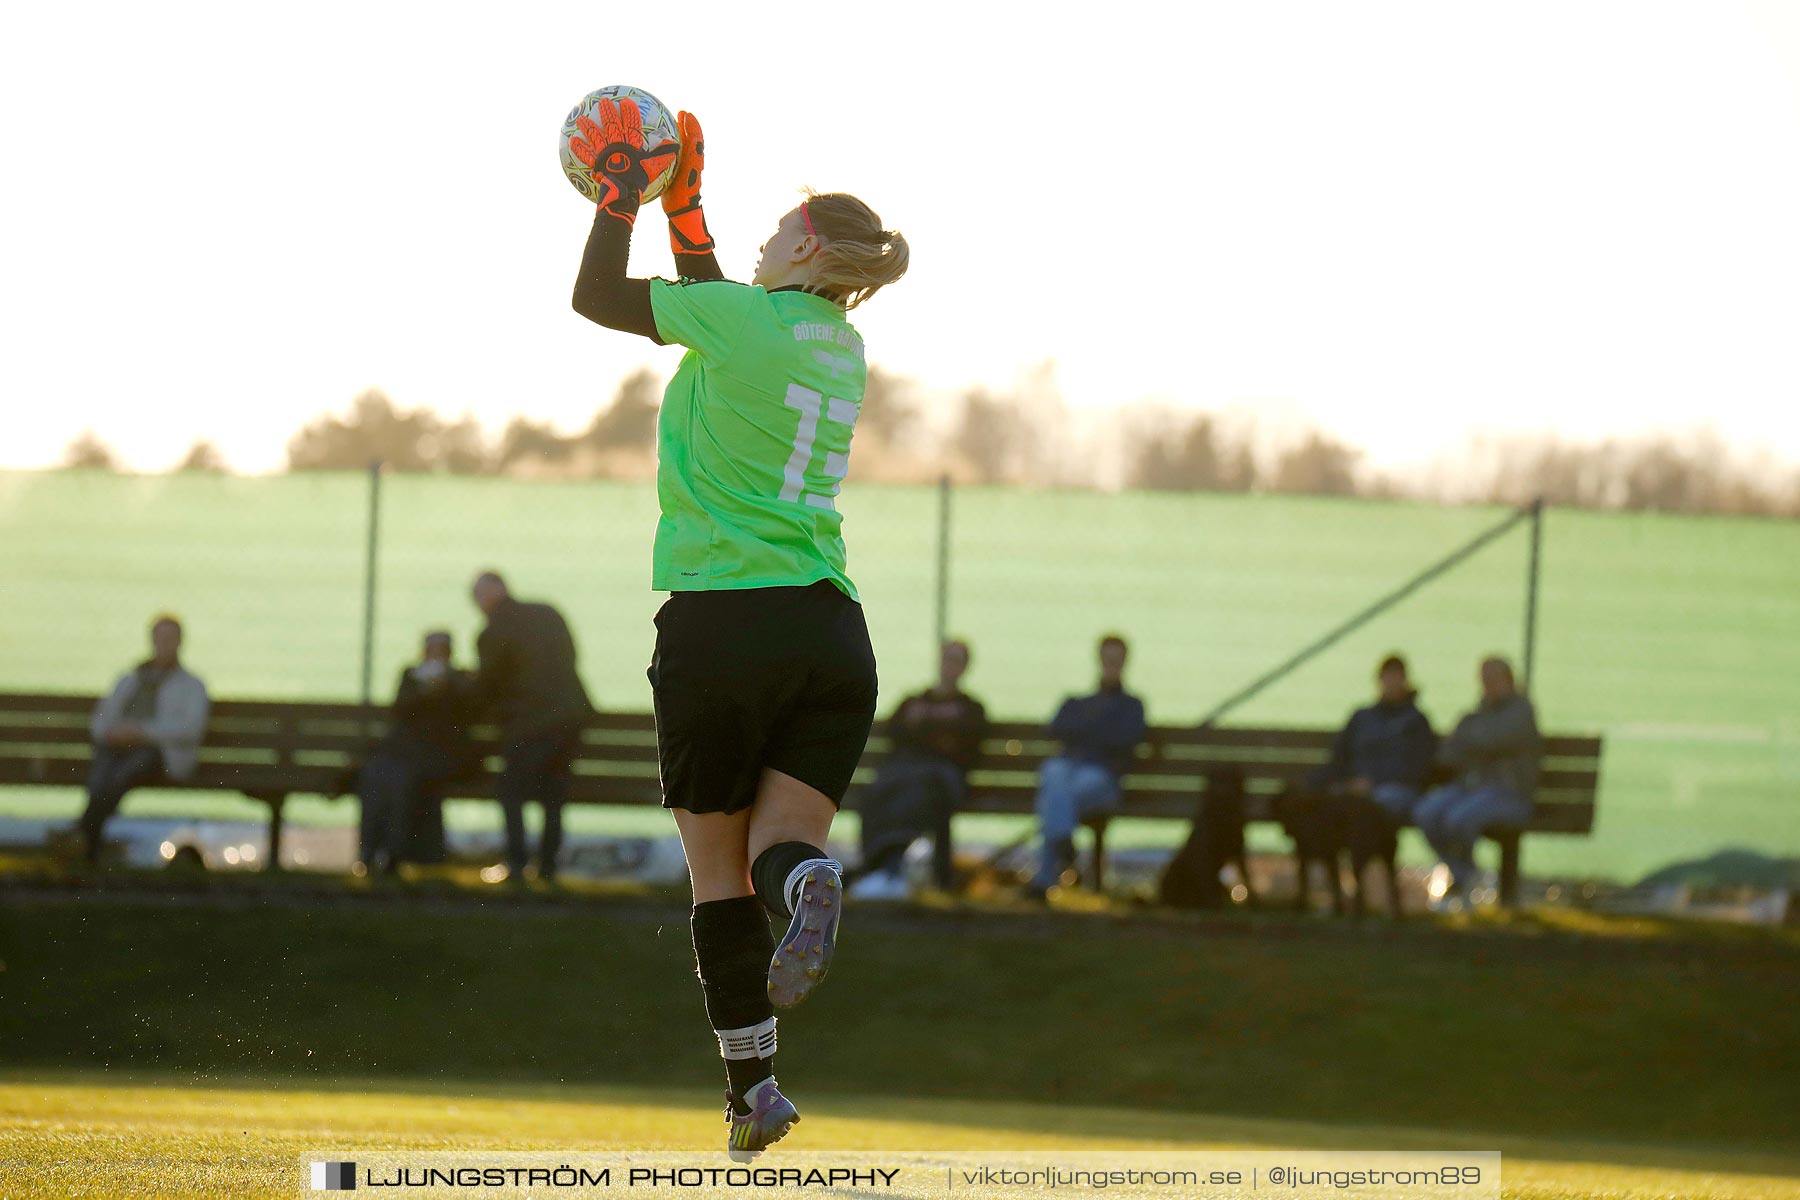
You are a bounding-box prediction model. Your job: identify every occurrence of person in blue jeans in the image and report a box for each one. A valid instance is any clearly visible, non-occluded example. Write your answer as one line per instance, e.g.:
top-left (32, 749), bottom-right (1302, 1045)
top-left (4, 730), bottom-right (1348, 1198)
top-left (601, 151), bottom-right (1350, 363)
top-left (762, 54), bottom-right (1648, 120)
top-left (1029, 634), bottom-right (1147, 897)
top-left (1415, 656), bottom-right (1541, 902)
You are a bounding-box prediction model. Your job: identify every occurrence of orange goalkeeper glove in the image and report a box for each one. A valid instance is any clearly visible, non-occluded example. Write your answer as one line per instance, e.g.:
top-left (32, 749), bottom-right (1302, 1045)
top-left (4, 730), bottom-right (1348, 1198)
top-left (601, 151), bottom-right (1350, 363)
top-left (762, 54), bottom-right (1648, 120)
top-left (660, 110), bottom-right (716, 259)
top-left (567, 96), bottom-right (678, 226)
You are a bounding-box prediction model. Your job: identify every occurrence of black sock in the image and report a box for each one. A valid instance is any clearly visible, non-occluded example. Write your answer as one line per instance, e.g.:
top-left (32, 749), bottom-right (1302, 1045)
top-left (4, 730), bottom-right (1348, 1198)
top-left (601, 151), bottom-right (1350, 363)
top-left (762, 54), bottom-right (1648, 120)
top-left (751, 841), bottom-right (827, 919)
top-left (691, 896), bottom-right (776, 1102)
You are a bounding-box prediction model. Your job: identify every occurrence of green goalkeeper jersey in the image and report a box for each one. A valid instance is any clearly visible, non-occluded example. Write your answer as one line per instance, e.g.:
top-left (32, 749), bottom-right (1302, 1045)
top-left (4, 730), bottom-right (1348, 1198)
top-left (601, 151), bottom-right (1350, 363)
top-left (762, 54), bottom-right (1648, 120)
top-left (648, 278), bottom-right (868, 600)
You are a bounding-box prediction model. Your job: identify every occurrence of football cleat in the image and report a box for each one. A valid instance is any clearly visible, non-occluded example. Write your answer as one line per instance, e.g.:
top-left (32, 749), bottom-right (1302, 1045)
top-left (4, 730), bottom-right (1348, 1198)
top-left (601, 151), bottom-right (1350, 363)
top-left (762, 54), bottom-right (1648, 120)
top-left (768, 861), bottom-right (842, 1009)
top-left (726, 1077), bottom-right (800, 1162)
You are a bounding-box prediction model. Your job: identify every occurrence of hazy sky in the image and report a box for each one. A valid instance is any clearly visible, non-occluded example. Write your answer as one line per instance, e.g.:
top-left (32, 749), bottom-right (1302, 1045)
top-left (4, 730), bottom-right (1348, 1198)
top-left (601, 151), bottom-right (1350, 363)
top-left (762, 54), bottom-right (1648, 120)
top-left (4, 0), bottom-right (1799, 473)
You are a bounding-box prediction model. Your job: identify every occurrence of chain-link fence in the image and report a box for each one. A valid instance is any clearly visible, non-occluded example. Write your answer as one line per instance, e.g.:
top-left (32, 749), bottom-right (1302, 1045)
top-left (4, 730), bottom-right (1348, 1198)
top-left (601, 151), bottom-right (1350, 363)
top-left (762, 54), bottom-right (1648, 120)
top-left (2, 468), bottom-right (1796, 881)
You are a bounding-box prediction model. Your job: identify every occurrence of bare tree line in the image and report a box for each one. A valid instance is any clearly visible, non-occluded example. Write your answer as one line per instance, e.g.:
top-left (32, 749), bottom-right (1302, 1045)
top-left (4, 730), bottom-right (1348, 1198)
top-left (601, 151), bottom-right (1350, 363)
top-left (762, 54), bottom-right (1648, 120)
top-left (56, 367), bottom-right (1800, 518)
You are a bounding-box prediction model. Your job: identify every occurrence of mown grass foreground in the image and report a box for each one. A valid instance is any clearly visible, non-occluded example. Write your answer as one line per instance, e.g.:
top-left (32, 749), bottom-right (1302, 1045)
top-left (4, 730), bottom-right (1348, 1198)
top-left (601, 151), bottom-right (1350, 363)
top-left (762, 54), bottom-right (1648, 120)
top-left (2, 888), bottom-right (1794, 1156)
top-left (4, 1074), bottom-right (1799, 1200)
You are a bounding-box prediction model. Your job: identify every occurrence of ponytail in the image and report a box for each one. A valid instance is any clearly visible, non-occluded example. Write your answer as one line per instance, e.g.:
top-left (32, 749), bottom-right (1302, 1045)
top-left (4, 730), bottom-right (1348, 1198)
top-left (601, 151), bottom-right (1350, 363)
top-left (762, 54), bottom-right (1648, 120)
top-left (801, 190), bottom-right (909, 310)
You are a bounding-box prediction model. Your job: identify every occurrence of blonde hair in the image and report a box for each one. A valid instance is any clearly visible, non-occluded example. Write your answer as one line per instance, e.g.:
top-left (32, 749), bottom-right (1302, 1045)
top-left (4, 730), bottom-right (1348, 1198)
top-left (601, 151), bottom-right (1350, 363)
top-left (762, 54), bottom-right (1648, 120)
top-left (802, 190), bottom-right (909, 310)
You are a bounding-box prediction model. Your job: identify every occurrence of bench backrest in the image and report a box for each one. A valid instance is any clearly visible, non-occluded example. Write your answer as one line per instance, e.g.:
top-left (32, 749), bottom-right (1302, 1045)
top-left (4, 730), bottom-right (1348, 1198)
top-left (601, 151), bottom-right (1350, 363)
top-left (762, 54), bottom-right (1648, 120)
top-left (0, 693), bottom-right (1601, 832)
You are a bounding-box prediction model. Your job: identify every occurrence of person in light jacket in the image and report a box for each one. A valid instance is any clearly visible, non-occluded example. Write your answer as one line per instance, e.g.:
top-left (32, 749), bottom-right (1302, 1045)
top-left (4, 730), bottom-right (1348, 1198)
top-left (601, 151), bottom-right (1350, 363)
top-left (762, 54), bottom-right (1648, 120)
top-left (78, 615), bottom-right (210, 861)
top-left (1414, 655), bottom-right (1541, 901)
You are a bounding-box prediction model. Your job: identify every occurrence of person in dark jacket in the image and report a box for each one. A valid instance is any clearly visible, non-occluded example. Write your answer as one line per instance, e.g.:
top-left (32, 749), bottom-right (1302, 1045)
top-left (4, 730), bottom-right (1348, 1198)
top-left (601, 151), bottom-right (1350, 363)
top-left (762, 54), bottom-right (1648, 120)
top-left (471, 571), bottom-right (595, 883)
top-left (1029, 633), bottom-right (1148, 895)
top-left (1415, 656), bottom-right (1541, 904)
top-left (849, 639), bottom-right (988, 897)
top-left (356, 630), bottom-right (478, 875)
top-left (1276, 654), bottom-right (1437, 913)
top-left (1316, 654), bottom-right (1438, 821)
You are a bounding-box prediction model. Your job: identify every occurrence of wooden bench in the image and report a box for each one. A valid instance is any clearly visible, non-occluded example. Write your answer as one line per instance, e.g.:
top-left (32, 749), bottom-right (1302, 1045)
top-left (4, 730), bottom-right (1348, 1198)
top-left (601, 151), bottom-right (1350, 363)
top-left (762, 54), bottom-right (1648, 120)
top-left (937, 722), bottom-right (1599, 903)
top-left (0, 692), bottom-right (1601, 904)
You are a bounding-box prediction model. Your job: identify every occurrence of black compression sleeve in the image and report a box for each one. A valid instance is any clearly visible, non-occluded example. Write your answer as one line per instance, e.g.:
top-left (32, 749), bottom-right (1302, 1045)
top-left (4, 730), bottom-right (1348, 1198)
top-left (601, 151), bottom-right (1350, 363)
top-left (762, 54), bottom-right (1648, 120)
top-left (675, 248), bottom-right (725, 283)
top-left (571, 212), bottom-right (663, 343)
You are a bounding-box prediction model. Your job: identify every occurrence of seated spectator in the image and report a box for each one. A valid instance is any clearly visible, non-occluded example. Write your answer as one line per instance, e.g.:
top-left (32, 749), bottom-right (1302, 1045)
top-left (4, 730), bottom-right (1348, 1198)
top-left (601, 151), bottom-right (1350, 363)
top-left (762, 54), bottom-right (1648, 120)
top-left (1316, 653), bottom-right (1438, 821)
top-left (356, 631), bottom-right (479, 876)
top-left (77, 615), bottom-right (210, 862)
top-left (1277, 654), bottom-right (1437, 913)
top-left (1415, 656), bottom-right (1541, 906)
top-left (1028, 633), bottom-right (1147, 898)
top-left (471, 571), bottom-right (594, 884)
top-left (849, 639), bottom-right (988, 899)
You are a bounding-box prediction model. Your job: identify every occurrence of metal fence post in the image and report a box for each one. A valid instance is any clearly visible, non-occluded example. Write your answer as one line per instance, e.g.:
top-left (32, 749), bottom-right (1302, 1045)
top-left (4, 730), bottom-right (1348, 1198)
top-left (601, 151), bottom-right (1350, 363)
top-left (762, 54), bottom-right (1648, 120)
top-left (933, 474), bottom-right (952, 665)
top-left (1197, 500), bottom-right (1540, 728)
top-left (360, 459), bottom-right (383, 708)
top-left (1522, 497), bottom-right (1544, 695)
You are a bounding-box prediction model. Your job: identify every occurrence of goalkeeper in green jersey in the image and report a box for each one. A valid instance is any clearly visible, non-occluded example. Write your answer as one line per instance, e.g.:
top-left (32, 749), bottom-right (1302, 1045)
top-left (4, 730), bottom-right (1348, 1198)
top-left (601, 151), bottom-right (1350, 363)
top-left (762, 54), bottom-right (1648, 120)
top-left (567, 98), bottom-right (909, 1162)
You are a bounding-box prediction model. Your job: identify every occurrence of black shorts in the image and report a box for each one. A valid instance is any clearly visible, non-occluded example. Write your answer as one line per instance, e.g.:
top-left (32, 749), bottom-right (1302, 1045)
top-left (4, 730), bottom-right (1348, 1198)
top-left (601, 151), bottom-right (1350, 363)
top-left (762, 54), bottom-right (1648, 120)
top-left (648, 580), bottom-right (879, 816)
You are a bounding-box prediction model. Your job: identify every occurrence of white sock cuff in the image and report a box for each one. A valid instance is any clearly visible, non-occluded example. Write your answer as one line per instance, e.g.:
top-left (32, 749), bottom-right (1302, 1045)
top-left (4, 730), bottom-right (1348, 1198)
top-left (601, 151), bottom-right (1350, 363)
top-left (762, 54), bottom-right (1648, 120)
top-left (715, 1017), bottom-right (778, 1061)
top-left (783, 857), bottom-right (842, 913)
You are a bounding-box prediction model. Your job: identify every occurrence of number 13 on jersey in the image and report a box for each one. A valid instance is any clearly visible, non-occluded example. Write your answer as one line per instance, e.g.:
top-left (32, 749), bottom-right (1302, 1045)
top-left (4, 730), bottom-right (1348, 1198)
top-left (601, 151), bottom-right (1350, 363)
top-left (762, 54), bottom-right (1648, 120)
top-left (780, 383), bottom-right (859, 511)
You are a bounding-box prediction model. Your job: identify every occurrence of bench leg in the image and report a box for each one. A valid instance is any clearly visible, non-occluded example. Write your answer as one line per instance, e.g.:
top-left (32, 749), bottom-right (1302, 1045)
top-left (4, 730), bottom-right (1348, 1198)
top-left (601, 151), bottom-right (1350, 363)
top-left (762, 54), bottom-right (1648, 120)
top-left (265, 794), bottom-right (287, 872)
top-left (1088, 821), bottom-right (1107, 893)
top-left (1495, 832), bottom-right (1521, 908)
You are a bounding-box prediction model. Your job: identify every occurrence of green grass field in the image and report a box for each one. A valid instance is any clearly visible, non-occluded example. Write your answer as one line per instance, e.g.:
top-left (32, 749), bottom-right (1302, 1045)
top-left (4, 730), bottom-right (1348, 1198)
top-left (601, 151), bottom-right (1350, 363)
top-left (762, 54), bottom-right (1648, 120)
top-left (3, 470), bottom-right (1797, 881)
top-left (6, 1076), bottom-right (1799, 1200)
top-left (3, 893), bottom-right (1796, 1145)
top-left (2, 892), bottom-right (1797, 1198)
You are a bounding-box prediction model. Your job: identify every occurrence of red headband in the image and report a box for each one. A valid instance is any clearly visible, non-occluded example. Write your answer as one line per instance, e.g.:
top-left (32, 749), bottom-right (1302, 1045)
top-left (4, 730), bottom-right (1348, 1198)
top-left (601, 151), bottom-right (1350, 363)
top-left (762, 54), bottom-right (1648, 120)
top-left (800, 201), bottom-right (816, 236)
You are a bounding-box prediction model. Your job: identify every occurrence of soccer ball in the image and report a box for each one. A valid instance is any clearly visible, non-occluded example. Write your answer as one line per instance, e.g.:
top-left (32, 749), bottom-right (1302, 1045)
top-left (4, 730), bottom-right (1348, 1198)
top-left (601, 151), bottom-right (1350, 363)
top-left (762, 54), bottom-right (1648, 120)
top-left (559, 85), bottom-right (681, 205)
